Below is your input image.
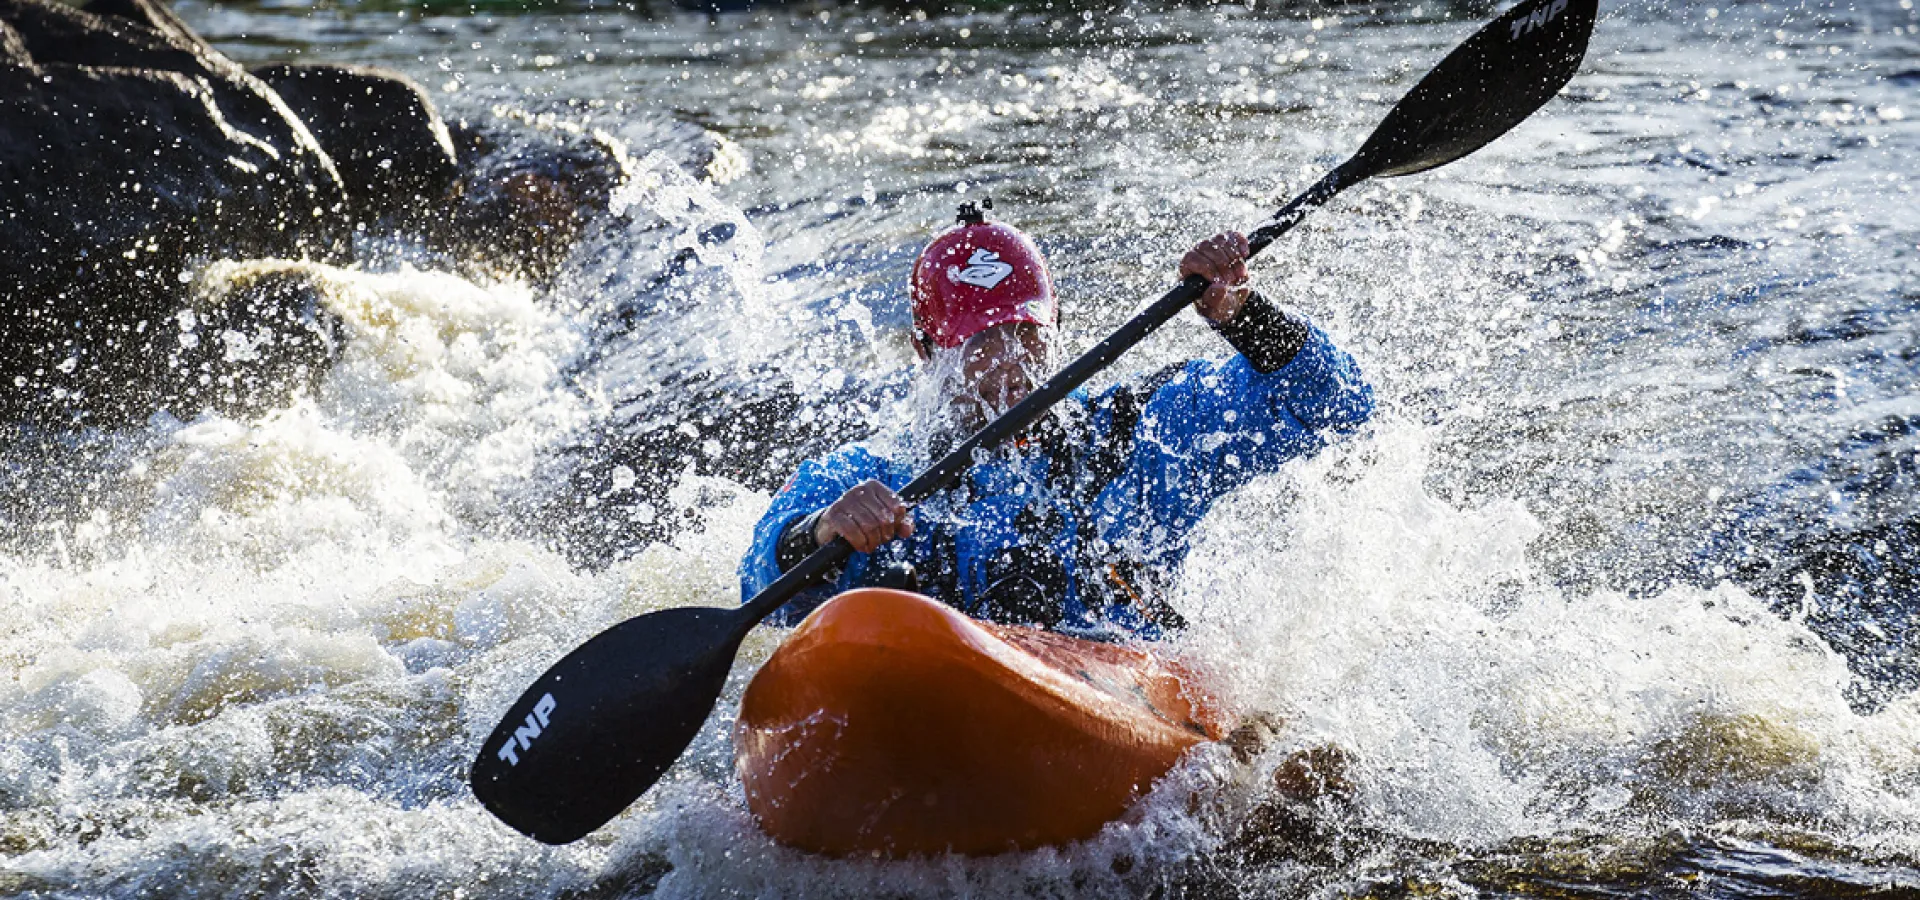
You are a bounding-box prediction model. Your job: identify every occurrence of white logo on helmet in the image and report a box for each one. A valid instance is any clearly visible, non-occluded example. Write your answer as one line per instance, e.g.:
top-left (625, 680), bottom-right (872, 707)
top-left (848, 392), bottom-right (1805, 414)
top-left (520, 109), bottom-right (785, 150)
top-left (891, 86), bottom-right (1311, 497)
top-left (950, 249), bottom-right (1014, 290)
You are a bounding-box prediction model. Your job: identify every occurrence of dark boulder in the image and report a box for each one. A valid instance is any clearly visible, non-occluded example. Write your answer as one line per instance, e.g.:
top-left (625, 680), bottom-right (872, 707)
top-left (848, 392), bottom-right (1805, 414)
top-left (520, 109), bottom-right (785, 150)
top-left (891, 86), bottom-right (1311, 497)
top-left (0, 0), bottom-right (350, 423)
top-left (0, 0), bottom-right (699, 429)
top-left (429, 117), bottom-right (630, 286)
top-left (8, 0), bottom-right (226, 73)
top-left (0, 0), bottom-right (631, 424)
top-left (253, 62), bottom-right (461, 229)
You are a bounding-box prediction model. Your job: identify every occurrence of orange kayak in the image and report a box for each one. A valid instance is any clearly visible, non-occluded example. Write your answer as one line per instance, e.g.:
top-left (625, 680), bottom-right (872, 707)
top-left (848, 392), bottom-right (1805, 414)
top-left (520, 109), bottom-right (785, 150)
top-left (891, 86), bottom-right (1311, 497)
top-left (735, 588), bottom-right (1228, 857)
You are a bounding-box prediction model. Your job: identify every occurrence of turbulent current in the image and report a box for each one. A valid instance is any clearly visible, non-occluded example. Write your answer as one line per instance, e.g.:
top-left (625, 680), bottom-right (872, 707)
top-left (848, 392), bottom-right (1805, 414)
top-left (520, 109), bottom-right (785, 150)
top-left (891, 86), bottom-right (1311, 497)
top-left (3, 0), bottom-right (1918, 896)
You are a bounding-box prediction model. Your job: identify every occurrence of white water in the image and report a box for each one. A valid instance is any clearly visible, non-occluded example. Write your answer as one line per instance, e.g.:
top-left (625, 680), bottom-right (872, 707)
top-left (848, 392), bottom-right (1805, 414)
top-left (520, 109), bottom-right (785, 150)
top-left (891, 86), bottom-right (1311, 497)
top-left (3, 252), bottom-right (1914, 896)
top-left (5, 0), bottom-right (1919, 894)
top-left (1181, 431), bottom-right (1920, 841)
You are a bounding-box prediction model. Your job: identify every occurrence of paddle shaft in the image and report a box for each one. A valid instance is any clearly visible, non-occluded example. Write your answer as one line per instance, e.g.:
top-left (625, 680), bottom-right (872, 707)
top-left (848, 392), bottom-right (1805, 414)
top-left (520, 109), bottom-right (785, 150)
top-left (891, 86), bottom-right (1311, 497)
top-left (742, 164), bottom-right (1360, 626)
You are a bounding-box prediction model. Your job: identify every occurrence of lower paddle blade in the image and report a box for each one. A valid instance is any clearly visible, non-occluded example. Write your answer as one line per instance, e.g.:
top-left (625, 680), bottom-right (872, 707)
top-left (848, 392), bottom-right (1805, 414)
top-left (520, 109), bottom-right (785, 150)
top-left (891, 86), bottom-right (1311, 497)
top-left (1350, 0), bottom-right (1597, 179)
top-left (469, 605), bottom-right (748, 844)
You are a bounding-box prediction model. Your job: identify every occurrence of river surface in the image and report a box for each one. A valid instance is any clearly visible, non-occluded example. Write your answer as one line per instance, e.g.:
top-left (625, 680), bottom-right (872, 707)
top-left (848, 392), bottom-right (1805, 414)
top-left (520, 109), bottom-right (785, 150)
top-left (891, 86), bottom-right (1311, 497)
top-left (3, 0), bottom-right (1918, 897)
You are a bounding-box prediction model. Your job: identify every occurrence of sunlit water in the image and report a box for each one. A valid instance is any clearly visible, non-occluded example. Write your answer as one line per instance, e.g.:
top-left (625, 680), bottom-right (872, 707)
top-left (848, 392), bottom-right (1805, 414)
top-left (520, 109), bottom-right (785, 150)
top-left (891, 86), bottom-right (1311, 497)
top-left (2, 0), bottom-right (1917, 896)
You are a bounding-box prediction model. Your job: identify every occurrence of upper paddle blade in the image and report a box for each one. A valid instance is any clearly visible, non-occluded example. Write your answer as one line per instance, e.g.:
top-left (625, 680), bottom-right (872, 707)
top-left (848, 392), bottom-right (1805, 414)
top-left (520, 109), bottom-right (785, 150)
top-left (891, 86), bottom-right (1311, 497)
top-left (1349, 0), bottom-right (1597, 179)
top-left (469, 605), bottom-right (747, 844)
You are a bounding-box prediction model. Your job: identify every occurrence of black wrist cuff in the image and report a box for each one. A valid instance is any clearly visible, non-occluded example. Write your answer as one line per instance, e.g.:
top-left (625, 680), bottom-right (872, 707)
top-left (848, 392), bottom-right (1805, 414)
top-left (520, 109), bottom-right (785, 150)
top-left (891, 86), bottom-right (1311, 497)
top-left (776, 510), bottom-right (824, 572)
top-left (1210, 291), bottom-right (1311, 373)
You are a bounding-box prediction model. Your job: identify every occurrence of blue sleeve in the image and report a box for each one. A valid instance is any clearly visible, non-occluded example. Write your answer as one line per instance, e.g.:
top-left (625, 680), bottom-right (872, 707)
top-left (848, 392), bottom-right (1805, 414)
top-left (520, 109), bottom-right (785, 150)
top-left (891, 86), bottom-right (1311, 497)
top-left (1246, 322), bottom-right (1375, 435)
top-left (739, 445), bottom-right (887, 622)
top-left (1098, 323), bottom-right (1374, 537)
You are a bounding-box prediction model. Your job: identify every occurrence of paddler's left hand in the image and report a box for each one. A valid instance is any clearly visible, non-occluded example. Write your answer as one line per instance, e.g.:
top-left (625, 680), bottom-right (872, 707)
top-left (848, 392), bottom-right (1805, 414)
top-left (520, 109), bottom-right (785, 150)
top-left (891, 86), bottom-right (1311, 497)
top-left (1180, 231), bottom-right (1253, 324)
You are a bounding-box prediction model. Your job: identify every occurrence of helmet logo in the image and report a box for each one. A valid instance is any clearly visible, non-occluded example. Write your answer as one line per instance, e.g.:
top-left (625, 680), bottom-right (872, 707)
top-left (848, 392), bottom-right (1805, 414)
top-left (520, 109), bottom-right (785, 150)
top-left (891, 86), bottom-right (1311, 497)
top-left (950, 249), bottom-right (1014, 290)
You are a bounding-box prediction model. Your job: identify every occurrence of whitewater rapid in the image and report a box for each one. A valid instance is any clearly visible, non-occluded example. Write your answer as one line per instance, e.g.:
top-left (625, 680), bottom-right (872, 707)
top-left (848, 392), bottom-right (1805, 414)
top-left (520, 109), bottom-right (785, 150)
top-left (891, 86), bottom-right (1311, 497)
top-left (3, 250), bottom-right (1913, 895)
top-left (4, 0), bottom-right (1918, 896)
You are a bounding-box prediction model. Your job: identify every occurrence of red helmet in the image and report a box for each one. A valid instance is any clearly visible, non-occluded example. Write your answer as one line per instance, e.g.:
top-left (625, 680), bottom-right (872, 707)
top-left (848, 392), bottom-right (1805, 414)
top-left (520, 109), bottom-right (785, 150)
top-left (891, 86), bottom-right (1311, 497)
top-left (910, 200), bottom-right (1057, 353)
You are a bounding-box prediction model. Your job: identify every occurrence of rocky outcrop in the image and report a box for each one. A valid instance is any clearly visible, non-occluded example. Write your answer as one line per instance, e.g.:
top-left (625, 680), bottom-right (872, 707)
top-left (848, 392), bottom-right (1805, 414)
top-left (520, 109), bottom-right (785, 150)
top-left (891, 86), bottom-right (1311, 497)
top-left (252, 62), bottom-right (461, 230)
top-left (0, 0), bottom-right (629, 424)
top-left (1, 0), bottom-right (352, 422)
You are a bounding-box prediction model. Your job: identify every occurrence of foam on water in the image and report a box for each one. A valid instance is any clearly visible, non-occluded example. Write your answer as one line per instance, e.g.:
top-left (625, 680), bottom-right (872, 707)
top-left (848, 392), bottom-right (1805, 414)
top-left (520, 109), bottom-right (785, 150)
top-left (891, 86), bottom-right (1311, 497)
top-left (0, 239), bottom-right (845, 895)
top-left (5, 0), bottom-right (1919, 894)
top-left (458, 423), bottom-right (1918, 899)
top-left (3, 254), bottom-right (1917, 896)
top-left (0, 258), bottom-right (596, 893)
top-left (1178, 427), bottom-right (1920, 844)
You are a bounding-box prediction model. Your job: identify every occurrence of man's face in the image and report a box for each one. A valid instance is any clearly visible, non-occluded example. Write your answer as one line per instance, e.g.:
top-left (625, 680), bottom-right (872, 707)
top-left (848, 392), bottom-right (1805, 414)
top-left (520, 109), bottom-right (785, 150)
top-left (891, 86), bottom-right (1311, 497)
top-left (940, 322), bottom-right (1054, 430)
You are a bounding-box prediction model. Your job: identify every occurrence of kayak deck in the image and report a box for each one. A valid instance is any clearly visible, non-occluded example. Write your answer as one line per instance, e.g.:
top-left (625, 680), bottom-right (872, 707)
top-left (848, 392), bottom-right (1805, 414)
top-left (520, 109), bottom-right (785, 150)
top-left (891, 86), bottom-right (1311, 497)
top-left (735, 588), bottom-right (1226, 857)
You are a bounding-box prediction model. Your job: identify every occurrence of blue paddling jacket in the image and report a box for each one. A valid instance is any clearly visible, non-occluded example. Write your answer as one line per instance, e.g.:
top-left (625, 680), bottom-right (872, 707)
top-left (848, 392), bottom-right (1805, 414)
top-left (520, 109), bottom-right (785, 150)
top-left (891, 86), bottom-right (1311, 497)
top-left (740, 294), bottom-right (1374, 639)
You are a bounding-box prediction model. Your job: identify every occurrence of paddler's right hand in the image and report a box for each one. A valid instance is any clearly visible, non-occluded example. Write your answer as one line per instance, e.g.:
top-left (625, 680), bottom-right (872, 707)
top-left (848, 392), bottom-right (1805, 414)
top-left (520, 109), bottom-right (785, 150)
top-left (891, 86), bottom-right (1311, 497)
top-left (815, 480), bottom-right (914, 553)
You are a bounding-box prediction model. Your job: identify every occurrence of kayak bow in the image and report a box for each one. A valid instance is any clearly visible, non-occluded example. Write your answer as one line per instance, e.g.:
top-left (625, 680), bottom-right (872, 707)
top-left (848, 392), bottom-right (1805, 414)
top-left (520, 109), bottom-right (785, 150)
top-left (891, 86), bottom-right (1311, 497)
top-left (736, 589), bottom-right (1230, 856)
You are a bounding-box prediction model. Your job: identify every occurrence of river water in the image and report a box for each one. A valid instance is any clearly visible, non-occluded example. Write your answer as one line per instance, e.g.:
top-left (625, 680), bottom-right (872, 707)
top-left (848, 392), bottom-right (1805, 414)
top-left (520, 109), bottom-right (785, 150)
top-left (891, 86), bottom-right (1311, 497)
top-left (3, 0), bottom-right (1918, 896)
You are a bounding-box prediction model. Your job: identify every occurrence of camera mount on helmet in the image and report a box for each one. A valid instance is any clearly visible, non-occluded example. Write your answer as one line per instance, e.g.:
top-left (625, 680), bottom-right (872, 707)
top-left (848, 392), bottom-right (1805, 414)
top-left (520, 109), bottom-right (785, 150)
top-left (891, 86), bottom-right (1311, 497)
top-left (955, 197), bottom-right (993, 226)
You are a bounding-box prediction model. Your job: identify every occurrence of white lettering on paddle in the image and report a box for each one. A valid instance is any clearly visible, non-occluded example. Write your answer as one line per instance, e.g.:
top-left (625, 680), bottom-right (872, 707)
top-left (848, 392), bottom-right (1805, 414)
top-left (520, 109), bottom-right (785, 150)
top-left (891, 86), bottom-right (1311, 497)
top-left (1509, 0), bottom-right (1569, 40)
top-left (495, 692), bottom-right (558, 767)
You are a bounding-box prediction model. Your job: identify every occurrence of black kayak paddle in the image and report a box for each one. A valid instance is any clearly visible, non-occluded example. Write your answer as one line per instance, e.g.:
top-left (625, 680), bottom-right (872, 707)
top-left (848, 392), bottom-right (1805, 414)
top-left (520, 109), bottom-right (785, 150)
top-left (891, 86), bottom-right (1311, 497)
top-left (471, 0), bottom-right (1597, 845)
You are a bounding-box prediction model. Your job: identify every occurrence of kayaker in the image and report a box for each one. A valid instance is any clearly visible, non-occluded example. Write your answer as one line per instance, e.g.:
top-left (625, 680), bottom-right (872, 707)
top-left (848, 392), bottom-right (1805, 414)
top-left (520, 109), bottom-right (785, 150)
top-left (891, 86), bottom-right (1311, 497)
top-left (740, 201), bottom-right (1374, 637)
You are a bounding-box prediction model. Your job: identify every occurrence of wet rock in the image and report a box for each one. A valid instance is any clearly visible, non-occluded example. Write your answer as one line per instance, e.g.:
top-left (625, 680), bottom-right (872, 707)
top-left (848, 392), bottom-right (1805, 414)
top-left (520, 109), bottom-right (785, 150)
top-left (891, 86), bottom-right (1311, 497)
top-left (0, 0), bottom-right (635, 425)
top-left (1648, 712), bottom-right (1822, 794)
top-left (1270, 744), bottom-right (1356, 803)
top-left (253, 62), bottom-right (460, 229)
top-left (9, 0), bottom-right (226, 73)
top-left (432, 118), bottom-right (628, 286)
top-left (0, 0), bottom-right (349, 423)
top-left (1, 18), bottom-right (30, 64)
